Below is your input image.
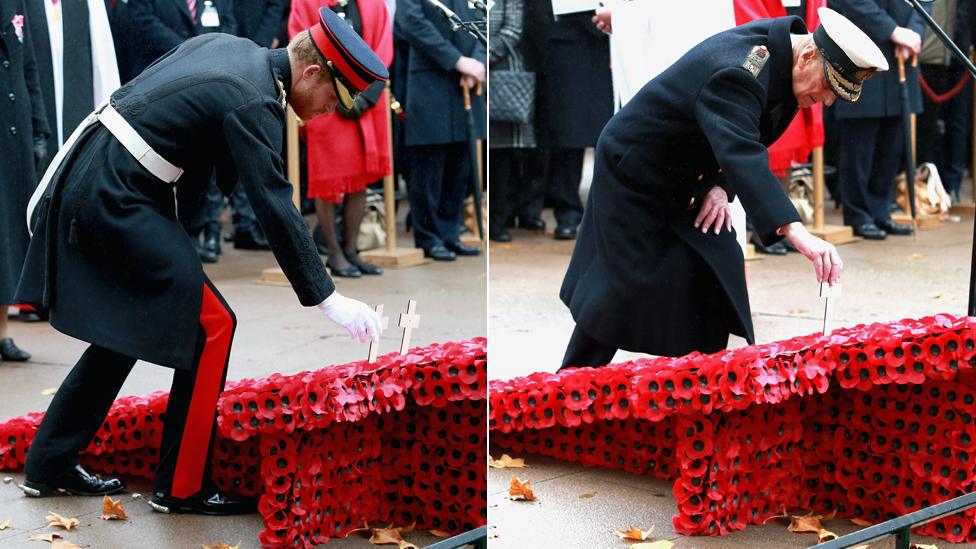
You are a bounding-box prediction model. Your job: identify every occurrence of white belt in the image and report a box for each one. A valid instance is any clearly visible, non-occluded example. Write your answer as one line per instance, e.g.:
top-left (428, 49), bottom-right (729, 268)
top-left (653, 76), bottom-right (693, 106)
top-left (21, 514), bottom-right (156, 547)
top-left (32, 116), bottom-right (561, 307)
top-left (26, 101), bottom-right (184, 235)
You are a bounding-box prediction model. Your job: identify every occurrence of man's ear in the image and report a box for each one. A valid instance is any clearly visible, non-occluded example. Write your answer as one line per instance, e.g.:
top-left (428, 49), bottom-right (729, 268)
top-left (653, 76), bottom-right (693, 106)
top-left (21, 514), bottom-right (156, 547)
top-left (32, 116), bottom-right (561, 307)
top-left (802, 44), bottom-right (820, 66)
top-left (302, 64), bottom-right (323, 80)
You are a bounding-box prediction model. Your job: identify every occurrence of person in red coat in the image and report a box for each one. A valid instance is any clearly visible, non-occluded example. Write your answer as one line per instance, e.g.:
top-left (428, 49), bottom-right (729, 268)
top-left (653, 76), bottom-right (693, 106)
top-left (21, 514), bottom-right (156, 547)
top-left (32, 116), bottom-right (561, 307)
top-left (290, 0), bottom-right (392, 277)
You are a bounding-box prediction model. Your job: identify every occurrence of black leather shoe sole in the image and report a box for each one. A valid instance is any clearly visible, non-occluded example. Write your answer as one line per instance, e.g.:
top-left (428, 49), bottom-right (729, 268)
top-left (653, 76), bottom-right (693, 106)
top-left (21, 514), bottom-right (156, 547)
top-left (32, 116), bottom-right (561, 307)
top-left (20, 477), bottom-right (125, 498)
top-left (445, 243), bottom-right (481, 256)
top-left (424, 246), bottom-right (456, 261)
top-left (327, 262), bottom-right (362, 278)
top-left (0, 338), bottom-right (31, 361)
top-left (516, 217), bottom-right (546, 232)
top-left (149, 495), bottom-right (258, 516)
top-left (554, 226), bottom-right (577, 240)
top-left (853, 224), bottom-right (887, 240)
top-left (349, 259), bottom-right (383, 275)
top-left (490, 232), bottom-right (513, 243)
top-left (877, 221), bottom-right (913, 236)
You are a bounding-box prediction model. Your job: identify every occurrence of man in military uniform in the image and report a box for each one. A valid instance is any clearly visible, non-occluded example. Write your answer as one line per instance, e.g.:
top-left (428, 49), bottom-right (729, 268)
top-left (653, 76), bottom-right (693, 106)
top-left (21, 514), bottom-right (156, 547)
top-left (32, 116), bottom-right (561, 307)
top-left (15, 8), bottom-right (385, 515)
top-left (560, 9), bottom-right (886, 369)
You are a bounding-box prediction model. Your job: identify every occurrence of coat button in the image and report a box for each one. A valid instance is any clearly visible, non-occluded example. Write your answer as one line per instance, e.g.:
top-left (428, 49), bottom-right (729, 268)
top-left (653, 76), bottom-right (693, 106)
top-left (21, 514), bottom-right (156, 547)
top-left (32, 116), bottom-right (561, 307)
top-left (697, 173), bottom-right (704, 181)
top-left (9, 127), bottom-right (16, 135)
top-left (1, 61), bottom-right (9, 69)
top-left (7, 93), bottom-right (13, 102)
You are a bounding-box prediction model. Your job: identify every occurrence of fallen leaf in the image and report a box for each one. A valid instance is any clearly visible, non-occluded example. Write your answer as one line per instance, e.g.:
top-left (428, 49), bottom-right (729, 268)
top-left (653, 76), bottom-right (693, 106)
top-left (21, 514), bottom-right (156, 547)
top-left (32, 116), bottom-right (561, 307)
top-left (398, 522), bottom-right (416, 534)
top-left (508, 475), bottom-right (536, 501)
top-left (41, 388), bottom-right (57, 396)
top-left (28, 533), bottom-right (62, 542)
top-left (46, 512), bottom-right (78, 531)
top-left (202, 543), bottom-right (240, 549)
top-left (908, 253), bottom-right (925, 260)
top-left (488, 454), bottom-right (526, 468)
top-left (818, 528), bottom-right (838, 542)
top-left (788, 308), bottom-right (808, 315)
top-left (100, 496), bottom-right (128, 521)
top-left (767, 510), bottom-right (836, 535)
top-left (933, 292), bottom-right (944, 300)
top-left (910, 545), bottom-right (938, 549)
top-left (851, 518), bottom-right (873, 526)
top-left (579, 492), bottom-right (596, 499)
top-left (428, 530), bottom-right (452, 538)
top-left (616, 525), bottom-right (654, 541)
top-left (630, 542), bottom-right (673, 549)
top-left (51, 542), bottom-right (82, 549)
top-left (368, 527), bottom-right (417, 548)
top-left (0, 519), bottom-right (9, 531)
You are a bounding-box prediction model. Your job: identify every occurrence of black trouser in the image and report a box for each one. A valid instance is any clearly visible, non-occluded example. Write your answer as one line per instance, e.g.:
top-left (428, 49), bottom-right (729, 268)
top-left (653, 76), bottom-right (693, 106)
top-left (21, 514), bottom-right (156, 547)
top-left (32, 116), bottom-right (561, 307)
top-left (25, 278), bottom-right (236, 498)
top-left (407, 143), bottom-right (470, 250)
top-left (560, 325), bottom-right (617, 370)
top-left (546, 147), bottom-right (585, 228)
top-left (838, 116), bottom-right (903, 227)
top-left (489, 148), bottom-right (516, 237)
top-left (917, 64), bottom-right (949, 166)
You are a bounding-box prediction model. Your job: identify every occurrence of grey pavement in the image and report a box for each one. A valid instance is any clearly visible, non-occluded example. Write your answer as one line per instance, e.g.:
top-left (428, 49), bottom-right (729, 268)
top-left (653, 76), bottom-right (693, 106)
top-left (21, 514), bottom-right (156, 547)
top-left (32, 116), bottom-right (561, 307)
top-left (0, 219), bottom-right (485, 548)
top-left (488, 187), bottom-right (976, 548)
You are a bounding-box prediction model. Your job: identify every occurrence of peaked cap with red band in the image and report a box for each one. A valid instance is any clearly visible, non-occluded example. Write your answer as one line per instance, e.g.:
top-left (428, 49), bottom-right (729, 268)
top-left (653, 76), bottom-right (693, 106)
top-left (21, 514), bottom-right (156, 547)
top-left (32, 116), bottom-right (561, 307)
top-left (307, 7), bottom-right (388, 93)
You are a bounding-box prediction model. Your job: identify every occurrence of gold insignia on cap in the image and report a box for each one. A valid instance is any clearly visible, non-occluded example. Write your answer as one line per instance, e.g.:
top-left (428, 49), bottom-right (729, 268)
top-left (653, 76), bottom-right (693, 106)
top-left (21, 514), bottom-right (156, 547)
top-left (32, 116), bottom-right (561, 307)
top-left (276, 78), bottom-right (287, 108)
top-left (741, 45), bottom-right (770, 78)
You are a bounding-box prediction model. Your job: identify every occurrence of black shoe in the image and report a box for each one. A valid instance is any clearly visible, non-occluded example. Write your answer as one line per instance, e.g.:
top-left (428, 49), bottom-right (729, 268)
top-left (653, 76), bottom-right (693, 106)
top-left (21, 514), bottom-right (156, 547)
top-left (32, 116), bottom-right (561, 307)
top-left (149, 491), bottom-right (257, 516)
top-left (348, 257), bottom-right (383, 275)
top-left (203, 227), bottom-right (222, 255)
top-left (445, 242), bottom-right (481, 256)
top-left (0, 338), bottom-right (30, 361)
top-left (554, 225), bottom-right (577, 240)
top-left (326, 260), bottom-right (362, 278)
top-left (423, 246), bottom-right (456, 261)
top-left (517, 216), bottom-right (546, 232)
top-left (750, 231), bottom-right (788, 255)
top-left (876, 219), bottom-right (914, 236)
top-left (17, 309), bottom-right (42, 322)
top-left (490, 230), bottom-right (513, 243)
top-left (852, 223), bottom-right (887, 240)
top-left (196, 245), bottom-right (218, 263)
top-left (20, 464), bottom-right (125, 497)
top-left (233, 228), bottom-right (271, 250)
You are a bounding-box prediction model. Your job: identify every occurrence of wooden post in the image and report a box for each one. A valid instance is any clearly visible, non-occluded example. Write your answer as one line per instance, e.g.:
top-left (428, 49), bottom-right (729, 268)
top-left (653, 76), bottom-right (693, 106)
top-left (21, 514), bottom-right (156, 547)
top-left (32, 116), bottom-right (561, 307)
top-left (360, 84), bottom-right (426, 268)
top-left (808, 146), bottom-right (856, 244)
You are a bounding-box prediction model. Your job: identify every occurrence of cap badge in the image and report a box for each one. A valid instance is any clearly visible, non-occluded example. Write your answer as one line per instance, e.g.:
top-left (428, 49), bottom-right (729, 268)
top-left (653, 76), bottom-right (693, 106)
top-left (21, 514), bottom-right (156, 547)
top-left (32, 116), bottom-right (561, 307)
top-left (741, 45), bottom-right (769, 78)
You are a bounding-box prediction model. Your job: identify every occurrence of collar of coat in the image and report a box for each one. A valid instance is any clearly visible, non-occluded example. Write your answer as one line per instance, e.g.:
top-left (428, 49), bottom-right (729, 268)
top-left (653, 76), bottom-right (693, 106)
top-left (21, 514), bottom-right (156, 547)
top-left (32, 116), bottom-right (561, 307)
top-left (764, 15), bottom-right (808, 109)
top-left (269, 47), bottom-right (292, 107)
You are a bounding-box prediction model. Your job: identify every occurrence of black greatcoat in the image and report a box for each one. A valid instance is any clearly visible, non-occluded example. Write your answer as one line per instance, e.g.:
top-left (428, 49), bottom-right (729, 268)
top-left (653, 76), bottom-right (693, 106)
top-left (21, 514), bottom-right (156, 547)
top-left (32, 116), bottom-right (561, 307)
top-left (16, 35), bottom-right (335, 370)
top-left (560, 16), bottom-right (804, 357)
top-left (0, 0), bottom-right (49, 304)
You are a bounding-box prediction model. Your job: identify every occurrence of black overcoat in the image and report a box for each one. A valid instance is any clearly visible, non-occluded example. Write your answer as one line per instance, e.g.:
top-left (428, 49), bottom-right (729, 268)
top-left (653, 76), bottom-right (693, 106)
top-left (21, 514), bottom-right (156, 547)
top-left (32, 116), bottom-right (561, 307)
top-left (393, 0), bottom-right (486, 146)
top-left (560, 16), bottom-right (804, 357)
top-left (16, 35), bottom-right (335, 370)
top-left (540, 9), bottom-right (613, 149)
top-left (233, 0), bottom-right (283, 47)
top-left (830, 0), bottom-right (926, 119)
top-left (0, 0), bottom-right (49, 303)
top-left (128, 0), bottom-right (237, 78)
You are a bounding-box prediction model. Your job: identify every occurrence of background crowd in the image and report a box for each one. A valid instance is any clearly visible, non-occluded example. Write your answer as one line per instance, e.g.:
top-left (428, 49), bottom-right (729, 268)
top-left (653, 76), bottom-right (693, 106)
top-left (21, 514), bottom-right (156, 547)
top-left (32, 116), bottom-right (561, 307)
top-left (0, 0), bottom-right (487, 361)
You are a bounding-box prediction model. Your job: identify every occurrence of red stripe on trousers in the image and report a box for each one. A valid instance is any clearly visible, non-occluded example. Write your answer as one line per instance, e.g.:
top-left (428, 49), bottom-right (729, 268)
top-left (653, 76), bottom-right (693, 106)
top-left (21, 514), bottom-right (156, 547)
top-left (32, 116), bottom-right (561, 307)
top-left (170, 284), bottom-right (233, 498)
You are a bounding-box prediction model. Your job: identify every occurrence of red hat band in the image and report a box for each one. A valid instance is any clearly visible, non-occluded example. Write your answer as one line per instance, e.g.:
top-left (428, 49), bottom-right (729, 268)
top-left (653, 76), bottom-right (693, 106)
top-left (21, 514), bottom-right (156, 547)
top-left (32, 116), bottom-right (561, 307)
top-left (308, 21), bottom-right (370, 92)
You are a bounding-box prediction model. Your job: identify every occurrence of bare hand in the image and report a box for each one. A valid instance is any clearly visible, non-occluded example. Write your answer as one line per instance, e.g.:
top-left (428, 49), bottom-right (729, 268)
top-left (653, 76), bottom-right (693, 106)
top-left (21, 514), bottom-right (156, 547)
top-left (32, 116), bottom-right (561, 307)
top-left (782, 222), bottom-right (844, 285)
top-left (890, 26), bottom-right (921, 54)
top-left (694, 185), bottom-right (732, 235)
top-left (592, 7), bottom-right (612, 34)
top-left (454, 56), bottom-right (486, 83)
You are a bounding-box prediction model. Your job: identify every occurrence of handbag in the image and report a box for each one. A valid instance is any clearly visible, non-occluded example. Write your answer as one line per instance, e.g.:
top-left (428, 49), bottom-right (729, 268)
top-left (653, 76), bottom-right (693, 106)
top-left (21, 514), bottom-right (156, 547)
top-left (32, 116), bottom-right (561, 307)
top-left (489, 39), bottom-right (536, 125)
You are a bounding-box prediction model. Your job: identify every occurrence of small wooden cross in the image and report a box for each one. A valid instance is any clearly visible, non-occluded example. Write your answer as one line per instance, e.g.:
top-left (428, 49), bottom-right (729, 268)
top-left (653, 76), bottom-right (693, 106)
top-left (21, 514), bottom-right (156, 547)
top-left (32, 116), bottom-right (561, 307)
top-left (367, 304), bottom-right (390, 364)
top-left (398, 299), bottom-right (421, 355)
top-left (820, 282), bottom-right (842, 335)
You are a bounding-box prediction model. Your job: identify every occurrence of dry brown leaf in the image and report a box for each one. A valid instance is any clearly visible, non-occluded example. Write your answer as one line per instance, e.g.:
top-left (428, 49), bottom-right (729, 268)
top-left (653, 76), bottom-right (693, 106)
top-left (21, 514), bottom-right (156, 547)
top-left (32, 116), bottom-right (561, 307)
top-left (100, 495), bottom-right (128, 521)
top-left (28, 533), bottom-right (62, 542)
top-left (0, 519), bottom-right (9, 531)
top-left (851, 518), bottom-right (873, 526)
top-left (579, 492), bottom-right (596, 499)
top-left (428, 530), bottom-right (452, 538)
top-left (933, 292), bottom-right (944, 300)
top-left (46, 512), bottom-right (78, 531)
top-left (51, 542), bottom-right (82, 549)
top-left (508, 475), bottom-right (536, 501)
top-left (202, 543), bottom-right (240, 549)
top-left (630, 542), bottom-right (673, 549)
top-left (908, 253), bottom-right (925, 260)
top-left (788, 308), bottom-right (808, 315)
top-left (818, 528), bottom-right (838, 542)
top-left (488, 454), bottom-right (526, 468)
top-left (368, 527), bottom-right (418, 548)
top-left (41, 388), bottom-right (57, 396)
top-left (910, 545), bottom-right (938, 549)
top-left (397, 522), bottom-right (416, 534)
top-left (615, 525), bottom-right (654, 541)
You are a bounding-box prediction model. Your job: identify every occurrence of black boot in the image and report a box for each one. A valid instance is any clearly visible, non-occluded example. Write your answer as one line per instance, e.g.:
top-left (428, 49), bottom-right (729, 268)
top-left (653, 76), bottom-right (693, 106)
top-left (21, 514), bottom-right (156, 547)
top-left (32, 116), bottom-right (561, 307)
top-left (203, 225), bottom-right (221, 255)
top-left (0, 338), bottom-right (30, 361)
top-left (20, 464), bottom-right (125, 497)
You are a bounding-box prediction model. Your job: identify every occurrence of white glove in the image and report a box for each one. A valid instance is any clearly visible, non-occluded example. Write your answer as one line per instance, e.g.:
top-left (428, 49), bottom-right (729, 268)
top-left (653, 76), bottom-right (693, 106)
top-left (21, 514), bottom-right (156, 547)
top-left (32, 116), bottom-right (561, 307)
top-left (317, 292), bottom-right (383, 343)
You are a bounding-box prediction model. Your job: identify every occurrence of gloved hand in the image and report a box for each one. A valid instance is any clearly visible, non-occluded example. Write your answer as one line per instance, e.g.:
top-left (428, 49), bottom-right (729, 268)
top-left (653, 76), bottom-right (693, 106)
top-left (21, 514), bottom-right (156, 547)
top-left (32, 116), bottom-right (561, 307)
top-left (336, 94), bottom-right (374, 119)
top-left (33, 134), bottom-right (48, 172)
top-left (317, 292), bottom-right (383, 343)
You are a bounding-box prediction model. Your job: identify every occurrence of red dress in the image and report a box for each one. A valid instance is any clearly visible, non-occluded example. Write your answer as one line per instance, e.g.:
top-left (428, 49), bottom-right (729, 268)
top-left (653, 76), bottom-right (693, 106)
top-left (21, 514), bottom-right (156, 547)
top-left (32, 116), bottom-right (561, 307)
top-left (735, 0), bottom-right (826, 176)
top-left (289, 0), bottom-right (393, 203)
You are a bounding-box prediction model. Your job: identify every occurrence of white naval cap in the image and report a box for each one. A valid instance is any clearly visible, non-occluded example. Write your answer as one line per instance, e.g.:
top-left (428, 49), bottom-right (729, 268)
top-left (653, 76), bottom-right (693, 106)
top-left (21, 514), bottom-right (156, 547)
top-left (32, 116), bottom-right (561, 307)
top-left (814, 7), bottom-right (889, 102)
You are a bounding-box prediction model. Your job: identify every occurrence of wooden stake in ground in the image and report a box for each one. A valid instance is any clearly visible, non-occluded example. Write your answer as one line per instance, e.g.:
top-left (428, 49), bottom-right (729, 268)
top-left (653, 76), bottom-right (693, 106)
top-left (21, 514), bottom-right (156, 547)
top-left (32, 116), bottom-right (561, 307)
top-left (820, 282), bottom-right (842, 335)
top-left (368, 305), bottom-right (390, 363)
top-left (398, 300), bottom-right (420, 354)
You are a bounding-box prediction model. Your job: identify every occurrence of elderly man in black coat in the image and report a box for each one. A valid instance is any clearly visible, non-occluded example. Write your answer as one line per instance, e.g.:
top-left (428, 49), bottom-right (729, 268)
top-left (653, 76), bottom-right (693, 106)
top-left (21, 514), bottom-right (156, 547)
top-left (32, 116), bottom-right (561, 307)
top-left (560, 9), bottom-right (886, 369)
top-left (1, 0), bottom-right (49, 362)
top-left (15, 8), bottom-right (385, 515)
